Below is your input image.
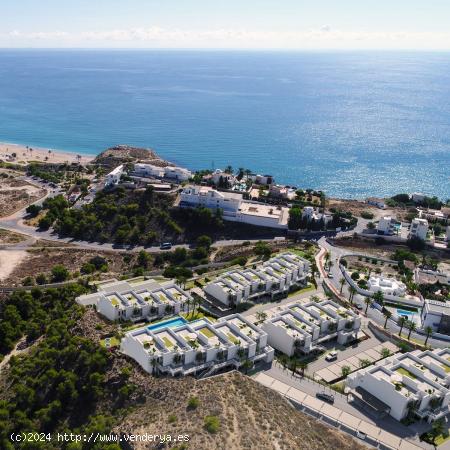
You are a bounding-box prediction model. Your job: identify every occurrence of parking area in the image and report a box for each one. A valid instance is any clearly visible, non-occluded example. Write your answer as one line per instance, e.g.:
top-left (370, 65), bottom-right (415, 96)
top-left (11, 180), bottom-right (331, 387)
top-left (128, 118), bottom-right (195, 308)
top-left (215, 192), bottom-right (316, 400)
top-left (315, 341), bottom-right (399, 383)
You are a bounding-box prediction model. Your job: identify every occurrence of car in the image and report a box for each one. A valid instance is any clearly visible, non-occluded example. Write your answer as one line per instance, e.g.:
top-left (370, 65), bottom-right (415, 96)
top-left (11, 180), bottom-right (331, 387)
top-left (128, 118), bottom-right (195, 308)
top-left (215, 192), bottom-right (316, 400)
top-left (325, 351), bottom-right (338, 362)
top-left (316, 392), bottom-right (335, 404)
top-left (160, 242), bottom-right (172, 250)
top-left (327, 273), bottom-right (334, 279)
top-left (356, 431), bottom-right (367, 440)
top-left (355, 304), bottom-right (363, 310)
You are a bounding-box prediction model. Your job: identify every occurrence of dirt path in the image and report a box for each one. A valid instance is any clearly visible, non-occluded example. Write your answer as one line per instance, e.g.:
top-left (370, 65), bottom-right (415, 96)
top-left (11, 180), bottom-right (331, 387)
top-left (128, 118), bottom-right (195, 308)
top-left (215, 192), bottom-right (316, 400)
top-left (0, 337), bottom-right (26, 373)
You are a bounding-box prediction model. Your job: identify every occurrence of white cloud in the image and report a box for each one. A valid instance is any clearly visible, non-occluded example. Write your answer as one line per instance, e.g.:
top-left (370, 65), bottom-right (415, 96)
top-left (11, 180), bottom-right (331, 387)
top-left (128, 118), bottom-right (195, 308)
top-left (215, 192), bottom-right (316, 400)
top-left (1, 27), bottom-right (450, 49)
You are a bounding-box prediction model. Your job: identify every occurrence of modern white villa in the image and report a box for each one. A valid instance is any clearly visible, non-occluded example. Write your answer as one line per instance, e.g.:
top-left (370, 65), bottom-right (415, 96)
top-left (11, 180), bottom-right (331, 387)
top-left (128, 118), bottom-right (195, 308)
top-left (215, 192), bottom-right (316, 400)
top-left (367, 276), bottom-right (407, 297)
top-left (302, 206), bottom-right (332, 225)
top-left (262, 299), bottom-right (361, 356)
top-left (105, 165), bottom-right (124, 186)
top-left (180, 185), bottom-right (290, 229)
top-left (76, 278), bottom-right (192, 322)
top-left (346, 348), bottom-right (450, 422)
top-left (133, 163), bottom-right (192, 182)
top-left (421, 300), bottom-right (450, 335)
top-left (203, 252), bottom-right (310, 306)
top-left (121, 313), bottom-right (274, 377)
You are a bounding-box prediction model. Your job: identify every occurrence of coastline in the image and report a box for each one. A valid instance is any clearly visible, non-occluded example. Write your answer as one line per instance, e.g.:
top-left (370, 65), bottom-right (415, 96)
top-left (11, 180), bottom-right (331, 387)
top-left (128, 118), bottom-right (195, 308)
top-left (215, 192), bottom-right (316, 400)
top-left (0, 141), bottom-right (95, 165)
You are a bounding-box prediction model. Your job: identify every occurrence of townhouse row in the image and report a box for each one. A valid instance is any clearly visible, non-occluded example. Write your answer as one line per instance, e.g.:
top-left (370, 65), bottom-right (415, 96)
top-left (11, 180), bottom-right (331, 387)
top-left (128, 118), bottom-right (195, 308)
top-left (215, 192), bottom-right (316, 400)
top-left (204, 252), bottom-right (310, 307)
top-left (347, 348), bottom-right (450, 422)
top-left (76, 278), bottom-right (192, 322)
top-left (121, 314), bottom-right (274, 377)
top-left (262, 299), bottom-right (361, 356)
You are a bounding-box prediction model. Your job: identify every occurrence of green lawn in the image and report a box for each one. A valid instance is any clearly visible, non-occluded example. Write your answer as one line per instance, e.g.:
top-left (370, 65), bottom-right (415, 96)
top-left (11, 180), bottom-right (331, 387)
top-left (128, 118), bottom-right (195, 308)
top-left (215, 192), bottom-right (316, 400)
top-left (181, 311), bottom-right (216, 322)
top-left (199, 327), bottom-right (215, 338)
top-left (288, 284), bottom-right (315, 297)
top-left (100, 336), bottom-right (120, 348)
top-left (396, 367), bottom-right (417, 379)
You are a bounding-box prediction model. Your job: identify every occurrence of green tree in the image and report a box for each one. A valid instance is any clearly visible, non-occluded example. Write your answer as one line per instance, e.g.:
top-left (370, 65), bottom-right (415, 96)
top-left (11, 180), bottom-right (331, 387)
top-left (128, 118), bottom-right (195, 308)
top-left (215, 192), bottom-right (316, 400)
top-left (51, 265), bottom-right (69, 282)
top-left (364, 296), bottom-right (372, 314)
top-left (372, 290), bottom-right (384, 306)
top-left (424, 326), bottom-right (433, 346)
top-left (341, 365), bottom-right (351, 378)
top-left (383, 309), bottom-right (392, 329)
top-left (397, 316), bottom-right (407, 337)
top-left (407, 320), bottom-right (417, 341)
top-left (339, 277), bottom-right (346, 294)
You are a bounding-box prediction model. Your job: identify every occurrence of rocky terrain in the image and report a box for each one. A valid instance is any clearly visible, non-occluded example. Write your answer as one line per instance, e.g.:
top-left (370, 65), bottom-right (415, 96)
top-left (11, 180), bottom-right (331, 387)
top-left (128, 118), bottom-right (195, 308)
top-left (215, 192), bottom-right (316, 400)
top-left (93, 144), bottom-right (173, 168)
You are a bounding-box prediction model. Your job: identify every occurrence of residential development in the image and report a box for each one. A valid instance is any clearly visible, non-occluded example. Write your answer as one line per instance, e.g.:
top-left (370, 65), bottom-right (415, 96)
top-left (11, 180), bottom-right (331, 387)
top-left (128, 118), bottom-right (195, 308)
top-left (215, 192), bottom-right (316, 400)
top-left (76, 278), bottom-right (192, 322)
top-left (347, 348), bottom-right (450, 422)
top-left (121, 314), bottom-right (274, 377)
top-left (262, 299), bottom-right (361, 356)
top-left (180, 185), bottom-right (290, 229)
top-left (203, 252), bottom-right (310, 306)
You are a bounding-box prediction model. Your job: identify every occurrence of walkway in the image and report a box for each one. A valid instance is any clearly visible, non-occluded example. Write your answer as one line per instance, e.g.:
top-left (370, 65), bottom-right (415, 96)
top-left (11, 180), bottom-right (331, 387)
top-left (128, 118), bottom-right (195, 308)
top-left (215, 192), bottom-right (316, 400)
top-left (254, 371), bottom-right (426, 450)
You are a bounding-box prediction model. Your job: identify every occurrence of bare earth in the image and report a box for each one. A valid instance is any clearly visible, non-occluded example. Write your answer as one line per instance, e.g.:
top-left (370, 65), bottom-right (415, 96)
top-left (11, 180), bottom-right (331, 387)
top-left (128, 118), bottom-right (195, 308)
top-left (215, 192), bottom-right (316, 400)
top-left (0, 176), bottom-right (47, 217)
top-left (0, 250), bottom-right (28, 281)
top-left (0, 142), bottom-right (94, 165)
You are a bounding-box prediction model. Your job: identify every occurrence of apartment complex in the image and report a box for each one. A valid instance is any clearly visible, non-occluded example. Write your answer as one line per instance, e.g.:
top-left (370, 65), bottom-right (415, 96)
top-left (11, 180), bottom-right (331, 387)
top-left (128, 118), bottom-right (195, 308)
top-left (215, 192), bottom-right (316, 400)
top-left (262, 299), bottom-right (361, 356)
top-left (180, 185), bottom-right (289, 229)
top-left (409, 218), bottom-right (429, 241)
top-left (76, 278), bottom-right (191, 322)
top-left (347, 348), bottom-right (450, 422)
top-left (204, 252), bottom-right (310, 306)
top-left (134, 163), bottom-right (192, 182)
top-left (121, 314), bottom-right (274, 377)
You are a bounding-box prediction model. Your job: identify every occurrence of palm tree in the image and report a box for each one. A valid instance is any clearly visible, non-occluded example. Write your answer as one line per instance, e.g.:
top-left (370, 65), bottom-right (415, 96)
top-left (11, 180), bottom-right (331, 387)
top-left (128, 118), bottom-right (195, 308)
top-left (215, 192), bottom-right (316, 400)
top-left (372, 290), bottom-right (384, 306)
top-left (349, 286), bottom-right (357, 304)
top-left (298, 361), bottom-right (308, 377)
top-left (310, 261), bottom-right (318, 279)
top-left (324, 251), bottom-right (330, 270)
top-left (339, 277), bottom-right (346, 294)
top-left (397, 316), bottom-right (407, 337)
top-left (364, 297), bottom-right (372, 314)
top-left (341, 365), bottom-right (351, 378)
top-left (424, 326), bottom-right (433, 346)
top-left (328, 261), bottom-right (334, 274)
top-left (407, 320), bottom-right (416, 341)
top-left (289, 359), bottom-right (298, 377)
top-left (383, 310), bottom-right (392, 329)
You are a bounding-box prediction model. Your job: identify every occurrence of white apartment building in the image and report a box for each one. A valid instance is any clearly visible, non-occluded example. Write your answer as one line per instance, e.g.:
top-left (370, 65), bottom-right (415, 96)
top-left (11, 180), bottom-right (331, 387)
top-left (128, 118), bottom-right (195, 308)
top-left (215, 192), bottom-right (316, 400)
top-left (121, 314), bottom-right (274, 377)
top-left (377, 216), bottom-right (396, 235)
top-left (204, 252), bottom-right (310, 306)
top-left (367, 276), bottom-right (407, 297)
top-left (133, 163), bottom-right (192, 182)
top-left (418, 208), bottom-right (449, 224)
top-left (105, 165), bottom-right (124, 186)
top-left (262, 299), bottom-right (361, 356)
top-left (180, 185), bottom-right (289, 229)
top-left (421, 301), bottom-right (450, 335)
top-left (409, 218), bottom-right (429, 241)
top-left (76, 278), bottom-right (191, 322)
top-left (347, 348), bottom-right (450, 422)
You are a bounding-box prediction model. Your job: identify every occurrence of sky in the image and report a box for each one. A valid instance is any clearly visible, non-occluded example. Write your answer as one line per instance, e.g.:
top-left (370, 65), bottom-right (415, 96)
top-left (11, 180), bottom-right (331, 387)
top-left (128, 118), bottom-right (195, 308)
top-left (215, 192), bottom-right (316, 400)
top-left (1, 0), bottom-right (450, 50)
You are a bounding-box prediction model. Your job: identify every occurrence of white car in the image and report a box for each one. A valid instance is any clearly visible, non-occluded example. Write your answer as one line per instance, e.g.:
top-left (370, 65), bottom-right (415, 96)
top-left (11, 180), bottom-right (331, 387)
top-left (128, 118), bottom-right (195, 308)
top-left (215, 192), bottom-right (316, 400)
top-left (325, 351), bottom-right (338, 362)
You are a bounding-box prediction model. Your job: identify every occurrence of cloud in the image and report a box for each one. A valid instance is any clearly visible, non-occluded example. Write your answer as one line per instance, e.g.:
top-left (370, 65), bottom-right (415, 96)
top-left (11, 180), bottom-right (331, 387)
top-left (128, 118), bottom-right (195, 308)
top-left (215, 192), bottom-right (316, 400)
top-left (2, 27), bottom-right (450, 49)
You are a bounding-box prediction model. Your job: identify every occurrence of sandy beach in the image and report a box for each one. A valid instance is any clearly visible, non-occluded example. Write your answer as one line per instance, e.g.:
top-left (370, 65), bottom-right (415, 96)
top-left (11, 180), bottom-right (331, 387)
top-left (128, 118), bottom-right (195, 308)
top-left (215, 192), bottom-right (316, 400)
top-left (0, 142), bottom-right (95, 165)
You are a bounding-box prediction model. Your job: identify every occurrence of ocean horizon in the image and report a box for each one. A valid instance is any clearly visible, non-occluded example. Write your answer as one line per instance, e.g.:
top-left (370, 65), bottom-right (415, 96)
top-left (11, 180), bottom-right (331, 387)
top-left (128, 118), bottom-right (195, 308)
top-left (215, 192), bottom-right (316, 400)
top-left (1, 49), bottom-right (449, 199)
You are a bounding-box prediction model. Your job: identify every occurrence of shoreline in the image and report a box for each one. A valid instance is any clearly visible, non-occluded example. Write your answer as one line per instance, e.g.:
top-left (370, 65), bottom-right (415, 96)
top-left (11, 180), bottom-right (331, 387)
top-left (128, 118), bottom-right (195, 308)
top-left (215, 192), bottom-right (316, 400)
top-left (0, 141), bottom-right (95, 165)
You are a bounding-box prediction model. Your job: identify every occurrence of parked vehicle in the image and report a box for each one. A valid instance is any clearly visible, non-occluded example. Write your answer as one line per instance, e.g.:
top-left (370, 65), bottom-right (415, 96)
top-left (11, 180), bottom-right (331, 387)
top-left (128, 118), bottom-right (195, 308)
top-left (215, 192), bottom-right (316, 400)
top-left (356, 431), bottom-right (367, 440)
top-left (160, 242), bottom-right (172, 250)
top-left (325, 351), bottom-right (338, 362)
top-left (316, 392), bottom-right (335, 404)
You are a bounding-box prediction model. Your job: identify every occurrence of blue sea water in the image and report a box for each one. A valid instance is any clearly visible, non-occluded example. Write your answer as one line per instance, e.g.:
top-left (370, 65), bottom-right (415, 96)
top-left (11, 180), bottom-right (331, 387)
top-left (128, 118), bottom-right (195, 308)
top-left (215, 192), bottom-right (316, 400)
top-left (0, 49), bottom-right (449, 199)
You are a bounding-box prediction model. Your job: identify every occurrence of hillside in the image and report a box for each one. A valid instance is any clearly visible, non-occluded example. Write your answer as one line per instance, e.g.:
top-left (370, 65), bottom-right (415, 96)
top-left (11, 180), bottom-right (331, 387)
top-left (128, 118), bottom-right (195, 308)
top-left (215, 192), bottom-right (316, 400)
top-left (0, 288), bottom-right (362, 450)
top-left (93, 144), bottom-right (172, 168)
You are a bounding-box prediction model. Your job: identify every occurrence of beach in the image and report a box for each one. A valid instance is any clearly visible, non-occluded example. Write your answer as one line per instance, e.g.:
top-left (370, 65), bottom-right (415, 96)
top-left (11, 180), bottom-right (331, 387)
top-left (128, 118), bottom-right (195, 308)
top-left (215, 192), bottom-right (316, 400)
top-left (0, 142), bottom-right (95, 165)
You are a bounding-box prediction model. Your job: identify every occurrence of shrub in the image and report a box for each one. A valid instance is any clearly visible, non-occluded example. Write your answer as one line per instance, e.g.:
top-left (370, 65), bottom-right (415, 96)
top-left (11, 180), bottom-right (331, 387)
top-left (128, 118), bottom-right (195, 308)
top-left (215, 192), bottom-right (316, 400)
top-left (51, 264), bottom-right (69, 282)
top-left (204, 415), bottom-right (220, 433)
top-left (361, 211), bottom-right (374, 220)
top-left (187, 396), bottom-right (200, 409)
top-left (351, 272), bottom-right (360, 281)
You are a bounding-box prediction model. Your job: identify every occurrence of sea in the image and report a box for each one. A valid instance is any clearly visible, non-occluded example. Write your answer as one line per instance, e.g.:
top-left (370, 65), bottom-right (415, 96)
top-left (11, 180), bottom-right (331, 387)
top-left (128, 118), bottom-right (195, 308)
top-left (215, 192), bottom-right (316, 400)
top-left (0, 49), bottom-right (449, 199)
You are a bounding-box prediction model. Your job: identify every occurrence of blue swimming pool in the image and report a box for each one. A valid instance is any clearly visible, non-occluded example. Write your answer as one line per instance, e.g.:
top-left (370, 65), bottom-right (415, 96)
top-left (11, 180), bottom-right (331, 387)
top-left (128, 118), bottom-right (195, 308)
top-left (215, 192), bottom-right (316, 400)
top-left (147, 316), bottom-right (187, 332)
top-left (397, 309), bottom-right (416, 317)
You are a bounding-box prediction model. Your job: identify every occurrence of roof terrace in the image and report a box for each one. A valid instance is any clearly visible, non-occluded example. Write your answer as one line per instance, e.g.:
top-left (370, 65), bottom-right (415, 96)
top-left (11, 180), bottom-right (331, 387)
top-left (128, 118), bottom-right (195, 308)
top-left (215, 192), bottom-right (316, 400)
top-left (137, 289), bottom-right (160, 306)
top-left (105, 293), bottom-right (124, 308)
top-left (152, 289), bottom-right (173, 304)
top-left (290, 305), bottom-right (322, 326)
top-left (228, 316), bottom-right (261, 339)
top-left (282, 312), bottom-right (314, 334)
top-left (166, 287), bottom-right (188, 303)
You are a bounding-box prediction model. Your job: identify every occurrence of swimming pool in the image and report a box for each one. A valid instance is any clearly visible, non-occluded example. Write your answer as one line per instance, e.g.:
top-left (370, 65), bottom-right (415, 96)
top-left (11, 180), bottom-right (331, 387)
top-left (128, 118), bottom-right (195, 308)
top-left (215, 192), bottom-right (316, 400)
top-left (147, 316), bottom-right (187, 332)
top-left (397, 309), bottom-right (416, 317)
